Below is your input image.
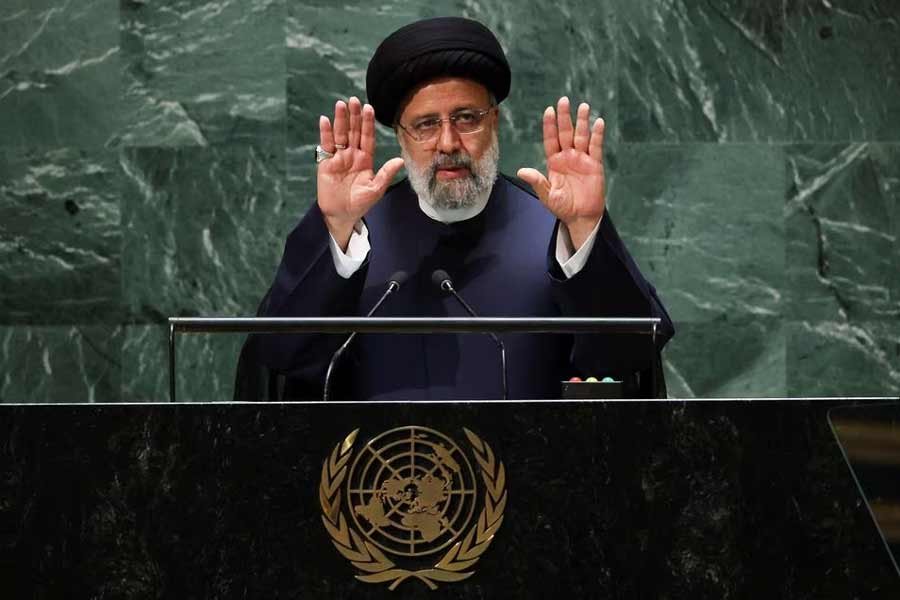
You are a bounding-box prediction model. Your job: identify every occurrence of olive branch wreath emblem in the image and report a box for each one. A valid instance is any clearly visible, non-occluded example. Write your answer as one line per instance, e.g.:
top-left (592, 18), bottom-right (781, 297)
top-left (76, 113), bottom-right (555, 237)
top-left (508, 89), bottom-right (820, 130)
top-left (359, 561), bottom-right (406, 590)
top-left (318, 427), bottom-right (507, 590)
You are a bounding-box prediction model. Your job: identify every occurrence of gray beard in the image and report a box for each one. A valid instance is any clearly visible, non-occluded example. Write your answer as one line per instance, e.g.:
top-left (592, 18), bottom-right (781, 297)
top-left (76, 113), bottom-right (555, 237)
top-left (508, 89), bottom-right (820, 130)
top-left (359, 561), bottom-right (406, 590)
top-left (402, 132), bottom-right (499, 211)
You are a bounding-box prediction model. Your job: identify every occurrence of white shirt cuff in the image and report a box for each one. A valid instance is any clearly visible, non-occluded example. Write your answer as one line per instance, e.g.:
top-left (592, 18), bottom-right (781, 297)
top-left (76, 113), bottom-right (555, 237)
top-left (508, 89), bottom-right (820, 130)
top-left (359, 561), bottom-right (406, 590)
top-left (328, 220), bottom-right (370, 279)
top-left (555, 217), bottom-right (602, 278)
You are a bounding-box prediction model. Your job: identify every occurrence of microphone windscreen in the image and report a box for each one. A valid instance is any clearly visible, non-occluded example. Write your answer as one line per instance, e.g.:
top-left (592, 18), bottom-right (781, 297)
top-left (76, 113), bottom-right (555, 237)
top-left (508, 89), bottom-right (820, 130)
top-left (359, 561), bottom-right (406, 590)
top-left (389, 270), bottom-right (409, 287)
top-left (431, 269), bottom-right (452, 289)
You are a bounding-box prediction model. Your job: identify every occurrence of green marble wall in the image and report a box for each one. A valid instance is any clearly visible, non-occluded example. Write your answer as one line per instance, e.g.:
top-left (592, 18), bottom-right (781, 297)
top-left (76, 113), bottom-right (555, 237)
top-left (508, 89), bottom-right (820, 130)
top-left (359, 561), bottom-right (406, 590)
top-left (1, 0), bottom-right (897, 401)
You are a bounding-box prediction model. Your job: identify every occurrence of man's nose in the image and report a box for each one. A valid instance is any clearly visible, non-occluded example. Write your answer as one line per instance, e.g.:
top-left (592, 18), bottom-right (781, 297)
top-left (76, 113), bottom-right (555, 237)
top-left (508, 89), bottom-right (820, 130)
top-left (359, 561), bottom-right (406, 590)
top-left (435, 120), bottom-right (462, 153)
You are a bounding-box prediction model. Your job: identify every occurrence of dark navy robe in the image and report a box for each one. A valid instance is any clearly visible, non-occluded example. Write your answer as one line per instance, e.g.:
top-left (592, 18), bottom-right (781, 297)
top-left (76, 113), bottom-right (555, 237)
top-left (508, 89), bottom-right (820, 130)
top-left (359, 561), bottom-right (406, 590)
top-left (241, 174), bottom-right (674, 401)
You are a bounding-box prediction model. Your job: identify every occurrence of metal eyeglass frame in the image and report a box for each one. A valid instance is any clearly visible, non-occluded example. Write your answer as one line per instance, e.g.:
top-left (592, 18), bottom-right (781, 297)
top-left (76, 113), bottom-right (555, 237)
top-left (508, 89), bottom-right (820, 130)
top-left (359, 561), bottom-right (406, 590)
top-left (396, 106), bottom-right (497, 143)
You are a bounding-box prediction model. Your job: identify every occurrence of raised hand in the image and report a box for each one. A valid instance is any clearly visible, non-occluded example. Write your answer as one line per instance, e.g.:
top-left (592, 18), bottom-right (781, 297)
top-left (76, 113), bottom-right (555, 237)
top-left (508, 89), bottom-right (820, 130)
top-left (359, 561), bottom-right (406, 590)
top-left (317, 96), bottom-right (405, 250)
top-left (517, 97), bottom-right (606, 250)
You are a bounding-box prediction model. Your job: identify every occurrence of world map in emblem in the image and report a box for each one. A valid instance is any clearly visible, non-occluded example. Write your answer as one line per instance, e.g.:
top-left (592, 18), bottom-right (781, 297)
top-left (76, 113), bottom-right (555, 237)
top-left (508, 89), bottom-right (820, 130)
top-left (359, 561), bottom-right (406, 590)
top-left (347, 426), bottom-right (479, 557)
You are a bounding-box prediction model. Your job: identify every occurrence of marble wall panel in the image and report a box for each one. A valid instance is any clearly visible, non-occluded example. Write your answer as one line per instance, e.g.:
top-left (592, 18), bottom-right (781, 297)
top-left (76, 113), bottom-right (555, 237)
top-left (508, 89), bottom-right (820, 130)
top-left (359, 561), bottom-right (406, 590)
top-left (618, 0), bottom-right (900, 143)
top-left (119, 0), bottom-right (286, 147)
top-left (894, 165), bottom-right (900, 308)
top-left (612, 143), bottom-right (785, 323)
top-left (787, 321), bottom-right (900, 396)
top-left (786, 143), bottom-right (899, 322)
top-left (664, 317), bottom-right (786, 398)
top-left (783, 0), bottom-right (900, 142)
top-left (618, 0), bottom-right (788, 142)
top-left (120, 144), bottom-right (288, 323)
top-left (122, 326), bottom-right (243, 402)
top-left (0, 148), bottom-right (121, 324)
top-left (0, 0), bottom-right (121, 149)
top-left (0, 326), bottom-right (120, 402)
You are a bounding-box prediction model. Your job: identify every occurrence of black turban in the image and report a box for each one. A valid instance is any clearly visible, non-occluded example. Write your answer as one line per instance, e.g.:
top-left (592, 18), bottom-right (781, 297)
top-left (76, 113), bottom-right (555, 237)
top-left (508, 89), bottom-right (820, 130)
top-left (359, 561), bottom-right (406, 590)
top-left (366, 17), bottom-right (511, 127)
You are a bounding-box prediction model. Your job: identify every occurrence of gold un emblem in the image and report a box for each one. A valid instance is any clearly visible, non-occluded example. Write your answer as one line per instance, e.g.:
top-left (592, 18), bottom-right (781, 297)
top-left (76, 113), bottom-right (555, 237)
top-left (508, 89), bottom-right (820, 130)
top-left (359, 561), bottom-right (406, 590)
top-left (319, 426), bottom-right (507, 590)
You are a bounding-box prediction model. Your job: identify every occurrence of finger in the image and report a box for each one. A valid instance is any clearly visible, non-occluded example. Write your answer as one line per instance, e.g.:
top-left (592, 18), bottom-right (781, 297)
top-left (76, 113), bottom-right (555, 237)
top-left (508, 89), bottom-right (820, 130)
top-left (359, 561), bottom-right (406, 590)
top-left (348, 96), bottom-right (362, 149)
top-left (516, 167), bottom-right (551, 203)
top-left (542, 106), bottom-right (560, 158)
top-left (373, 157), bottom-right (405, 191)
top-left (588, 117), bottom-right (605, 161)
top-left (556, 96), bottom-right (574, 150)
top-left (361, 103), bottom-right (376, 155)
top-left (319, 115), bottom-right (335, 153)
top-left (573, 102), bottom-right (591, 153)
top-left (333, 100), bottom-right (349, 147)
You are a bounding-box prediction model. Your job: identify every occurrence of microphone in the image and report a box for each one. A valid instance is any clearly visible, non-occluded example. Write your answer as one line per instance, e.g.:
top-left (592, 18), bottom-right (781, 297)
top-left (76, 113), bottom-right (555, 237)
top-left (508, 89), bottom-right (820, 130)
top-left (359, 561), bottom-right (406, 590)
top-left (322, 271), bottom-right (408, 401)
top-left (431, 269), bottom-right (508, 400)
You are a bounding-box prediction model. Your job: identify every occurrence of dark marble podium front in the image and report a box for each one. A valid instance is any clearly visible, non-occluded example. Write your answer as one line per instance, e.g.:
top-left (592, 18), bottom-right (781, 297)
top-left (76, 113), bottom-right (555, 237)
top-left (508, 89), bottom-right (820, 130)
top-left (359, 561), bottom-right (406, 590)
top-left (1, 399), bottom-right (898, 599)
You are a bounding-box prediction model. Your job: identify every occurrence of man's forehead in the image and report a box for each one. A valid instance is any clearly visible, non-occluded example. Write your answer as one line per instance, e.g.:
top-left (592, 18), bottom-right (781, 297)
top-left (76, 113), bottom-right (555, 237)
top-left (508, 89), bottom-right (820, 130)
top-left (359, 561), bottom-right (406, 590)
top-left (398, 77), bottom-right (492, 119)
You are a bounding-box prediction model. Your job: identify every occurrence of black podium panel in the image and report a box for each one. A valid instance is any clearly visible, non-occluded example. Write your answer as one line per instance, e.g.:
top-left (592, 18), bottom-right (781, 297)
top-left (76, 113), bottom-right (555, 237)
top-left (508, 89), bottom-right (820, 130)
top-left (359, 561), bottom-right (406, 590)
top-left (1, 400), bottom-right (898, 598)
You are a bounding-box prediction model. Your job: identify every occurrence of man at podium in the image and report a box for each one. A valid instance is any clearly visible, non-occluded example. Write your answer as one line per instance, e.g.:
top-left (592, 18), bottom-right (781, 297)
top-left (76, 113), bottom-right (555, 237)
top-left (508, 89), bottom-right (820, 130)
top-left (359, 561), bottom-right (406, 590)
top-left (240, 17), bottom-right (674, 401)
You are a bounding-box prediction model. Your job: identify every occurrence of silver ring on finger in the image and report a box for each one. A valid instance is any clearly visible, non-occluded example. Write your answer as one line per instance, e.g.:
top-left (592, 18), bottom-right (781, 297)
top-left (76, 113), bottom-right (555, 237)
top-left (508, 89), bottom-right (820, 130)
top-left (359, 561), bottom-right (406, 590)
top-left (315, 145), bottom-right (334, 164)
top-left (334, 143), bottom-right (348, 150)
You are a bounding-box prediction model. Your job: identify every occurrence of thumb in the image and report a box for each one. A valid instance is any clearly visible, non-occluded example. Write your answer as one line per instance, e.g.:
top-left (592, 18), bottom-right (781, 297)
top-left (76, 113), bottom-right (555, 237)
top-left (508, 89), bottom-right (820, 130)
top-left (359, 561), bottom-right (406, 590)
top-left (373, 157), bottom-right (405, 191)
top-left (516, 168), bottom-right (551, 202)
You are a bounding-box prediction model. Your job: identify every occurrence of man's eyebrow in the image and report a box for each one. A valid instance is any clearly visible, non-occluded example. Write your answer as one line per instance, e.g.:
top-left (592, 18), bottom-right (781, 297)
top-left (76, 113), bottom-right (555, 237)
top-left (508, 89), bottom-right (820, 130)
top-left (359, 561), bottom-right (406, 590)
top-left (410, 105), bottom-right (481, 121)
top-left (411, 111), bottom-right (440, 121)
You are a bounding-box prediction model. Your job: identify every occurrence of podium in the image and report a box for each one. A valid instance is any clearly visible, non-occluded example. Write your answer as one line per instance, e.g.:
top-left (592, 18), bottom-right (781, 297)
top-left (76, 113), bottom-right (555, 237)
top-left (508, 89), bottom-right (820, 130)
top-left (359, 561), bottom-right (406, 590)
top-left (2, 399), bottom-right (898, 597)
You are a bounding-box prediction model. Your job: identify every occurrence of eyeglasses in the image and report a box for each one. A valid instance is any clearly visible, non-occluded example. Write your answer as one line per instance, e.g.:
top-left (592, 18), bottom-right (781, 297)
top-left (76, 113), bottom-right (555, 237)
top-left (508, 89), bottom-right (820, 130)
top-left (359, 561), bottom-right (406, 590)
top-left (397, 106), bottom-right (496, 143)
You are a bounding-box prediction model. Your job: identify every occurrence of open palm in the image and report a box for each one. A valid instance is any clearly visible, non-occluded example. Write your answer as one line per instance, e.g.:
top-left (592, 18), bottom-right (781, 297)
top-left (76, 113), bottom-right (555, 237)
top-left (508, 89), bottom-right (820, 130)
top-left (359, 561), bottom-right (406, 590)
top-left (317, 97), bottom-right (404, 249)
top-left (518, 97), bottom-right (606, 249)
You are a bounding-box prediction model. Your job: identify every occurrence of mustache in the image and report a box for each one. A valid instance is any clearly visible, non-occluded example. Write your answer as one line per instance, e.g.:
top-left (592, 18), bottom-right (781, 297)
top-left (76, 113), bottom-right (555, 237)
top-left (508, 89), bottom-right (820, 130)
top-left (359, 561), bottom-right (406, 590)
top-left (427, 152), bottom-right (475, 193)
top-left (430, 152), bottom-right (473, 173)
